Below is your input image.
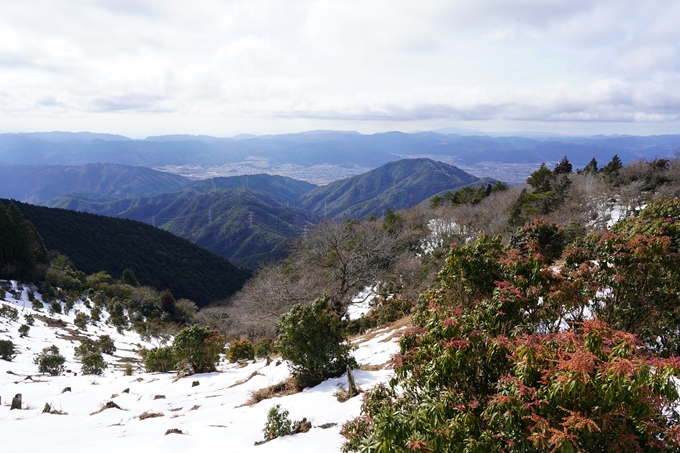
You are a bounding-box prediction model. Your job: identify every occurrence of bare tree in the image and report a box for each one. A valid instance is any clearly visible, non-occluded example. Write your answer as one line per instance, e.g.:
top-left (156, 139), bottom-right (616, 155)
top-left (292, 219), bottom-right (399, 315)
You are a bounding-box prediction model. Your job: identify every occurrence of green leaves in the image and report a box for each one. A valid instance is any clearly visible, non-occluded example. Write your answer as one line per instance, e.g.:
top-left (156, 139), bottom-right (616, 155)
top-left (276, 296), bottom-right (356, 388)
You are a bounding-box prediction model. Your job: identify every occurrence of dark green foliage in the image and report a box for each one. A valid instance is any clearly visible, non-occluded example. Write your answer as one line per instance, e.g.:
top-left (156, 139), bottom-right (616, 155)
top-left (509, 163), bottom-right (571, 226)
top-left (262, 405), bottom-right (293, 440)
top-left (31, 299), bottom-right (43, 310)
top-left (74, 339), bottom-right (107, 375)
top-left (159, 290), bottom-right (176, 316)
top-left (34, 345), bottom-right (66, 375)
top-left (602, 154), bottom-right (623, 177)
top-left (142, 346), bottom-right (177, 372)
top-left (18, 324), bottom-right (29, 337)
top-left (254, 338), bottom-right (274, 358)
top-left (121, 268), bottom-right (139, 286)
top-left (431, 181), bottom-right (506, 209)
top-left (10, 199), bottom-right (251, 306)
top-left (510, 218), bottom-right (567, 263)
top-left (226, 339), bottom-right (255, 362)
top-left (526, 163), bottom-right (553, 191)
top-left (0, 201), bottom-right (48, 279)
top-left (580, 157), bottom-right (598, 175)
top-left (45, 255), bottom-right (86, 291)
top-left (23, 313), bottom-right (34, 325)
top-left (172, 326), bottom-right (225, 373)
top-left (74, 312), bottom-right (89, 330)
top-left (342, 224), bottom-right (680, 452)
top-left (346, 297), bottom-right (413, 335)
top-left (382, 208), bottom-right (402, 233)
top-left (0, 339), bottom-right (16, 361)
top-left (0, 303), bottom-right (19, 321)
top-left (49, 300), bottom-right (62, 314)
top-left (261, 405), bottom-right (311, 441)
top-left (97, 335), bottom-right (116, 355)
top-left (552, 155), bottom-right (573, 175)
top-left (276, 297), bottom-right (357, 388)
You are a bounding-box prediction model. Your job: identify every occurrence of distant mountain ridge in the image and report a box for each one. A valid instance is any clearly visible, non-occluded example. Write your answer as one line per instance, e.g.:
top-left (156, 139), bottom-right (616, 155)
top-left (3, 130), bottom-right (679, 170)
top-left (39, 159), bottom-right (486, 267)
top-left (0, 163), bottom-right (190, 203)
top-left (42, 174), bottom-right (320, 268)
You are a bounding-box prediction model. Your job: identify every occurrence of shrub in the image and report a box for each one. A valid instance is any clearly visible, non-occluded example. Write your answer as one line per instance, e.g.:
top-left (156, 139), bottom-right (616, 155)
top-left (254, 338), bottom-right (273, 358)
top-left (124, 363), bottom-right (133, 376)
top-left (97, 335), bottom-right (116, 355)
top-left (74, 339), bottom-right (107, 375)
top-left (33, 345), bottom-right (66, 376)
top-left (172, 326), bottom-right (224, 373)
top-left (262, 405), bottom-right (292, 440)
top-left (49, 300), bottom-right (62, 314)
top-left (18, 324), bottom-right (29, 337)
top-left (276, 296), bottom-right (357, 388)
top-left (34, 345), bottom-right (66, 375)
top-left (0, 303), bottom-right (19, 321)
top-left (90, 307), bottom-right (101, 322)
top-left (261, 405), bottom-right (311, 442)
top-left (341, 225), bottom-right (680, 453)
top-left (31, 299), bottom-right (43, 311)
top-left (0, 339), bottom-right (16, 361)
top-left (226, 339), bottom-right (255, 362)
top-left (142, 346), bottom-right (177, 372)
top-left (23, 313), bottom-right (34, 325)
top-left (74, 312), bottom-right (89, 330)
top-left (0, 288), bottom-right (5, 299)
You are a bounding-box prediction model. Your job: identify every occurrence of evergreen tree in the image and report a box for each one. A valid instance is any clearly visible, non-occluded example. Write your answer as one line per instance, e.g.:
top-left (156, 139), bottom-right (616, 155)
top-left (552, 156), bottom-right (573, 175)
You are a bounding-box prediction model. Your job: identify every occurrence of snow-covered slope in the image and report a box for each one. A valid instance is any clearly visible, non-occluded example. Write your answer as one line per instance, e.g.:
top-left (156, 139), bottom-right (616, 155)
top-left (0, 282), bottom-right (402, 453)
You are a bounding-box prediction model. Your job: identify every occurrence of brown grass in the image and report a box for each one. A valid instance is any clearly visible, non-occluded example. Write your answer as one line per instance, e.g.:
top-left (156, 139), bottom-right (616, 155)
top-left (139, 411), bottom-right (164, 420)
top-left (242, 378), bottom-right (300, 406)
top-left (351, 315), bottom-right (413, 344)
top-left (228, 371), bottom-right (262, 388)
top-left (90, 401), bottom-right (124, 415)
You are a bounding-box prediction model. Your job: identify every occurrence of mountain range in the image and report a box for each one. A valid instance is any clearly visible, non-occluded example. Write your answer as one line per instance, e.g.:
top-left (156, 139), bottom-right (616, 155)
top-left (2, 131), bottom-right (679, 170)
top-left (24, 158), bottom-right (484, 267)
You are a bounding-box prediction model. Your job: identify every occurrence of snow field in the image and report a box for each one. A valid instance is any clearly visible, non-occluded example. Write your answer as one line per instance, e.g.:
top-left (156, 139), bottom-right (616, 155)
top-left (0, 282), bottom-right (401, 453)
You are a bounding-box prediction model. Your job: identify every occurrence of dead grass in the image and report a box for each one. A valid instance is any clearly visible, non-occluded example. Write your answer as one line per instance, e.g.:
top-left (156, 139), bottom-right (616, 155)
top-left (242, 377), bottom-right (300, 406)
top-left (359, 364), bottom-right (384, 371)
top-left (351, 315), bottom-right (413, 343)
top-left (139, 411), bottom-right (164, 420)
top-left (90, 401), bottom-right (124, 415)
top-left (228, 371), bottom-right (262, 388)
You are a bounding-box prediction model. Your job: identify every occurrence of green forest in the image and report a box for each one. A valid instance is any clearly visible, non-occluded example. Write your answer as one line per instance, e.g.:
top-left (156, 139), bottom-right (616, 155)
top-left (5, 200), bottom-right (250, 305)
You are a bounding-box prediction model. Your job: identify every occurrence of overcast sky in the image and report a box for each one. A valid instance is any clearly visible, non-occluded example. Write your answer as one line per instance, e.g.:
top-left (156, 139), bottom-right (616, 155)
top-left (1, 0), bottom-right (678, 137)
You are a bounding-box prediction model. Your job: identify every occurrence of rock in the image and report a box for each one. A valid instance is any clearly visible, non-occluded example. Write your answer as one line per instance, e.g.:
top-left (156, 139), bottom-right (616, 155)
top-left (192, 381), bottom-right (200, 387)
top-left (10, 393), bottom-right (22, 410)
top-left (105, 401), bottom-right (121, 410)
top-left (122, 388), bottom-right (130, 393)
top-left (165, 429), bottom-right (184, 435)
top-left (62, 387), bottom-right (71, 393)
top-left (43, 403), bottom-right (51, 413)
top-left (154, 395), bottom-right (166, 400)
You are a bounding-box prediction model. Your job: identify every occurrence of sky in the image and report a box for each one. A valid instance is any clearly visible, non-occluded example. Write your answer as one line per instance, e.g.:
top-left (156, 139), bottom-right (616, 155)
top-left (0, 0), bottom-right (679, 138)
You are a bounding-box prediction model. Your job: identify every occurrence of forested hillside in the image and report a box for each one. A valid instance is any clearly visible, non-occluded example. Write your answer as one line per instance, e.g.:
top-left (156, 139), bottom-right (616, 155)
top-left (297, 158), bottom-right (484, 218)
top-left (42, 175), bottom-right (320, 268)
top-left (0, 163), bottom-right (189, 203)
top-left (8, 200), bottom-right (251, 305)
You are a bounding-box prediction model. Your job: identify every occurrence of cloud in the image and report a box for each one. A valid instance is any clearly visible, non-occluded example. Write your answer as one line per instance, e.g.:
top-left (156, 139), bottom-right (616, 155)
top-left (0, 0), bottom-right (678, 134)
